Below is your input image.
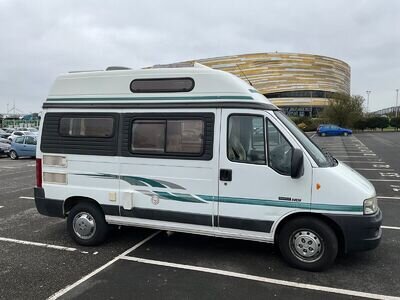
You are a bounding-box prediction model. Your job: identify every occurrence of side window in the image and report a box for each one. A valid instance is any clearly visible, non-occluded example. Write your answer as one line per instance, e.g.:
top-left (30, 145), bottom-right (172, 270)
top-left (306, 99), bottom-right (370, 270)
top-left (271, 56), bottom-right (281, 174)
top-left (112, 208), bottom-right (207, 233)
top-left (131, 119), bottom-right (204, 155)
top-left (59, 117), bottom-right (114, 137)
top-left (25, 136), bottom-right (37, 145)
top-left (15, 137), bottom-right (24, 144)
top-left (266, 119), bottom-right (293, 175)
top-left (132, 120), bottom-right (166, 153)
top-left (227, 115), bottom-right (266, 164)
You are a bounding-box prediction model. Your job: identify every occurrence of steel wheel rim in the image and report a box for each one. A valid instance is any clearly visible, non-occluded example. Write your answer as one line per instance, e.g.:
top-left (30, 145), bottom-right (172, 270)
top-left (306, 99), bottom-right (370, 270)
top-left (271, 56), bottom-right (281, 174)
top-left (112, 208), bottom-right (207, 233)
top-left (289, 229), bottom-right (324, 263)
top-left (72, 212), bottom-right (96, 240)
top-left (10, 151), bottom-right (16, 159)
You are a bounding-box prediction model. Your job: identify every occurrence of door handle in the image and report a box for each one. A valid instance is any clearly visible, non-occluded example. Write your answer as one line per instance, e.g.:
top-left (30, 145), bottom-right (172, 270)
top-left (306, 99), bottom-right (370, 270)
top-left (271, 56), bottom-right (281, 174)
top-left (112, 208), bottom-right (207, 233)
top-left (220, 169), bottom-right (232, 181)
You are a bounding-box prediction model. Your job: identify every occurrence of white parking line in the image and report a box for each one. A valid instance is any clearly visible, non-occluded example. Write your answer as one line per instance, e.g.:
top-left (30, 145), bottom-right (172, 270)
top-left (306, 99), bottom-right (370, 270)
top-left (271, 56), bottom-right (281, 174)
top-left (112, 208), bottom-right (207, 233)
top-left (19, 196), bottom-right (34, 200)
top-left (382, 226), bottom-right (400, 230)
top-left (355, 168), bottom-right (395, 171)
top-left (369, 179), bottom-right (400, 182)
top-left (120, 256), bottom-right (400, 300)
top-left (47, 230), bottom-right (161, 300)
top-left (340, 161), bottom-right (385, 164)
top-left (0, 236), bottom-right (78, 252)
top-left (0, 206), bottom-right (3, 209)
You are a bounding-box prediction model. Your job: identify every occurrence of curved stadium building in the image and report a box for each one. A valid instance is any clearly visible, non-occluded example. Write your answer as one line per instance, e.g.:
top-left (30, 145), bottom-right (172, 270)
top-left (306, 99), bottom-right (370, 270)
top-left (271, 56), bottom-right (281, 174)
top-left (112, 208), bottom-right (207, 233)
top-left (188, 53), bottom-right (351, 117)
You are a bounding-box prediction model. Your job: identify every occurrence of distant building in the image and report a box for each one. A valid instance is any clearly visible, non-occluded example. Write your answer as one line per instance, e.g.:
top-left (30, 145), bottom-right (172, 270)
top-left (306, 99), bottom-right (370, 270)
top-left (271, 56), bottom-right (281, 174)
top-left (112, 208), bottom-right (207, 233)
top-left (185, 52), bottom-right (351, 117)
top-left (373, 106), bottom-right (400, 116)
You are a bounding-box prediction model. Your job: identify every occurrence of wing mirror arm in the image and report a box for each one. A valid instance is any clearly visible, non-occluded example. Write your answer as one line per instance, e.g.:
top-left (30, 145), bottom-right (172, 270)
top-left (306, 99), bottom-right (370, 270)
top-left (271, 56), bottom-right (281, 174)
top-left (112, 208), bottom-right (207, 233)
top-left (291, 149), bottom-right (304, 179)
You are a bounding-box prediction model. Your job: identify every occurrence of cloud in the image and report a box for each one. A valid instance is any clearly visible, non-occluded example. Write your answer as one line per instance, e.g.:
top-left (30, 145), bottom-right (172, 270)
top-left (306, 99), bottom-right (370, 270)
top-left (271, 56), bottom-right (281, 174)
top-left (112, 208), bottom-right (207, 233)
top-left (0, 0), bottom-right (399, 113)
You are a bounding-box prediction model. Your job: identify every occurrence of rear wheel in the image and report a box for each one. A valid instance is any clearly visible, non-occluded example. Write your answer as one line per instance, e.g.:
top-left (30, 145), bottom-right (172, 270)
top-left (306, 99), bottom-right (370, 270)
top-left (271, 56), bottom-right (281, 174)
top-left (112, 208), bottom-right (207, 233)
top-left (278, 217), bottom-right (338, 271)
top-left (67, 202), bottom-right (109, 246)
top-left (9, 150), bottom-right (18, 160)
top-left (343, 132), bottom-right (348, 136)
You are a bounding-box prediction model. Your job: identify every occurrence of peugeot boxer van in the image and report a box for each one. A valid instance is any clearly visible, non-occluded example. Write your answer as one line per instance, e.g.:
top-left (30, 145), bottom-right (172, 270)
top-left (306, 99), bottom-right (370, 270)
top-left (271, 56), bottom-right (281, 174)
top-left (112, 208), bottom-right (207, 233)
top-left (35, 64), bottom-right (381, 271)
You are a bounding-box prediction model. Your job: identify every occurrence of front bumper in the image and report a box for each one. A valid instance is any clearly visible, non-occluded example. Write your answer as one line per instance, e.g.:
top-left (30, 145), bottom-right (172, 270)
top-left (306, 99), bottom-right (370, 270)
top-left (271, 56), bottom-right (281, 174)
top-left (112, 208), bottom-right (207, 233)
top-left (324, 209), bottom-right (382, 253)
top-left (34, 187), bottom-right (64, 218)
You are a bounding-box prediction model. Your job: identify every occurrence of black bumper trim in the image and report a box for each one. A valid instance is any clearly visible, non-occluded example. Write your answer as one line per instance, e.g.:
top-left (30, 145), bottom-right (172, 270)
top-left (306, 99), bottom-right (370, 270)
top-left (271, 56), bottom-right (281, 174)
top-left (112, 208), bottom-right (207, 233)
top-left (34, 187), bottom-right (64, 218)
top-left (324, 210), bottom-right (382, 253)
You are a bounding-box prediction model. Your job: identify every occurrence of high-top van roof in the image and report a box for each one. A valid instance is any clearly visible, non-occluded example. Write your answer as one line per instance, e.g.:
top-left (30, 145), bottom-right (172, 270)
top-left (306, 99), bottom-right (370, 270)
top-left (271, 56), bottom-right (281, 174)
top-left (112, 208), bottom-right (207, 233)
top-left (44, 64), bottom-right (277, 110)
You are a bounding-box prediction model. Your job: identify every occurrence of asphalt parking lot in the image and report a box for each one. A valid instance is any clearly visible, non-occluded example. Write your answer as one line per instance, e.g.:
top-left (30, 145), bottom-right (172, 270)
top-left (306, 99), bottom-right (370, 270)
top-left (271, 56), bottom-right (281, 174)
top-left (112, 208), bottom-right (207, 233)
top-left (0, 132), bottom-right (399, 300)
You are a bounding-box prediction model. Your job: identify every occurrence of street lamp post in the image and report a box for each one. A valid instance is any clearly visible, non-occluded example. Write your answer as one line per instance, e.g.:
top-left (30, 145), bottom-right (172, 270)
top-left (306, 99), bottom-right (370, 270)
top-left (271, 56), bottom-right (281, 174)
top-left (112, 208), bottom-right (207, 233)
top-left (396, 89), bottom-right (399, 118)
top-left (366, 90), bottom-right (371, 113)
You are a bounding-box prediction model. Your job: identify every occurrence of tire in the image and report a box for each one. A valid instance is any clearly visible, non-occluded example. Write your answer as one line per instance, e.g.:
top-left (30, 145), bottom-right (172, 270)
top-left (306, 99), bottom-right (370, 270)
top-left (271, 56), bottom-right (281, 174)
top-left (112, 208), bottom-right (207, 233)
top-left (9, 150), bottom-right (18, 160)
top-left (67, 202), bottom-right (109, 246)
top-left (321, 132), bottom-right (326, 137)
top-left (278, 217), bottom-right (338, 271)
top-left (343, 132), bottom-right (348, 136)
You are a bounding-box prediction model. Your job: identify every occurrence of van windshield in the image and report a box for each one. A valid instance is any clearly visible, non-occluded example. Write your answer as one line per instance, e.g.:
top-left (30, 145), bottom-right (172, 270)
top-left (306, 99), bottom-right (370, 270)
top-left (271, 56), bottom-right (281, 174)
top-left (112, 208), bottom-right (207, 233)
top-left (274, 111), bottom-right (336, 167)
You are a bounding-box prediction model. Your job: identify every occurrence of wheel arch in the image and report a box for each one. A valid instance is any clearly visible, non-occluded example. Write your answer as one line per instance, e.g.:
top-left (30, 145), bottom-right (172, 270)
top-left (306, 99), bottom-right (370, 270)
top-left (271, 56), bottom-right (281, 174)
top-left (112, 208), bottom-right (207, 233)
top-left (273, 212), bottom-right (346, 254)
top-left (64, 196), bottom-right (104, 216)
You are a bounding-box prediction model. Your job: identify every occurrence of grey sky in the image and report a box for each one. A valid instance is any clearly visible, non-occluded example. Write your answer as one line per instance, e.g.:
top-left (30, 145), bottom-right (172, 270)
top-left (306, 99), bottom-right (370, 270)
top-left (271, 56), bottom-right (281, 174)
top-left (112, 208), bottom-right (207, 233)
top-left (0, 0), bottom-right (399, 113)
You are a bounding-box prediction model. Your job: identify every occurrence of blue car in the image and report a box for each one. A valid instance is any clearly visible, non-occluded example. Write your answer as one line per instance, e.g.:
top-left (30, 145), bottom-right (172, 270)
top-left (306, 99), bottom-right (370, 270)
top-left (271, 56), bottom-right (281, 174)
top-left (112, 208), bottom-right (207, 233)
top-left (9, 135), bottom-right (37, 159)
top-left (317, 124), bottom-right (352, 137)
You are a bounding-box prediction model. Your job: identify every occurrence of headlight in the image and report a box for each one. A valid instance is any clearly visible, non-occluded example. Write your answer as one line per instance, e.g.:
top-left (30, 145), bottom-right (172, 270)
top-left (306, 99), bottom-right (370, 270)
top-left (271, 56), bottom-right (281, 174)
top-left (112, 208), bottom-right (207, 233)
top-left (363, 197), bottom-right (378, 215)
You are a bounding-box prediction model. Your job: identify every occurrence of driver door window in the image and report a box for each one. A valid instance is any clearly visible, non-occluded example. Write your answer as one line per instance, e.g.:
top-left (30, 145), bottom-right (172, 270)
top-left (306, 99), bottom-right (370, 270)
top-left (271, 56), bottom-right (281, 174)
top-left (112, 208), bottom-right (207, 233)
top-left (267, 120), bottom-right (293, 175)
top-left (227, 115), bottom-right (266, 164)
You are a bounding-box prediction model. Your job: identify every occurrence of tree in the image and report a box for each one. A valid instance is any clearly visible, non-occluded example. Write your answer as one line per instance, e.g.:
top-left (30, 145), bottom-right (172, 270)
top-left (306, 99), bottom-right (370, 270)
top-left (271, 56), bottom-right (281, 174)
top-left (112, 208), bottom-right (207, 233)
top-left (353, 118), bottom-right (367, 131)
top-left (366, 116), bottom-right (389, 131)
top-left (390, 117), bottom-right (400, 131)
top-left (321, 94), bottom-right (364, 128)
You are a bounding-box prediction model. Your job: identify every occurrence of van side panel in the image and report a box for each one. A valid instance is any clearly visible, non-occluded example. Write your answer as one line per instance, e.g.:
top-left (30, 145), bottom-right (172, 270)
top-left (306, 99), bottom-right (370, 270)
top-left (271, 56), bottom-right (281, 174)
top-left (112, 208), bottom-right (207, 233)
top-left (39, 111), bottom-right (120, 215)
top-left (118, 109), bottom-right (219, 228)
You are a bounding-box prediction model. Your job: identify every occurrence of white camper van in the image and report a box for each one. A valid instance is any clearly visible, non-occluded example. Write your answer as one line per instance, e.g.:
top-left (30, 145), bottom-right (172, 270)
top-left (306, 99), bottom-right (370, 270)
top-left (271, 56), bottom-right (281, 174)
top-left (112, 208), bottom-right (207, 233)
top-left (35, 64), bottom-right (381, 271)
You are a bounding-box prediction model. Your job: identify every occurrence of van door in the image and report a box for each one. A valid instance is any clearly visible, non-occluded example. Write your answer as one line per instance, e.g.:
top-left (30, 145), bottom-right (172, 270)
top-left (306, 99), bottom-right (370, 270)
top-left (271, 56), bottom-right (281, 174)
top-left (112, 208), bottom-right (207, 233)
top-left (119, 109), bottom-right (219, 230)
top-left (218, 109), bottom-right (312, 239)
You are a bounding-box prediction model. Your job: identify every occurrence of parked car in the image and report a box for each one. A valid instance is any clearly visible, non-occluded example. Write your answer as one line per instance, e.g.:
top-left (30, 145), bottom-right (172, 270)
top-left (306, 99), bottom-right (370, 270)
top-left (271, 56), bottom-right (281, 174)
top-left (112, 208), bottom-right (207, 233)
top-left (8, 130), bottom-right (35, 141)
top-left (317, 124), bottom-right (352, 136)
top-left (0, 129), bottom-right (11, 139)
top-left (0, 137), bottom-right (11, 144)
top-left (0, 141), bottom-right (11, 157)
top-left (9, 135), bottom-right (37, 159)
top-left (26, 127), bottom-right (39, 135)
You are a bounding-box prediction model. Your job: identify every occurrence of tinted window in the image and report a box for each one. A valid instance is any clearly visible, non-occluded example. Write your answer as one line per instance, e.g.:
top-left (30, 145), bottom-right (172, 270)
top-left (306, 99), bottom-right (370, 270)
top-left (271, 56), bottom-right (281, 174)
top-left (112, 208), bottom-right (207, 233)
top-left (267, 120), bottom-right (293, 175)
top-left (15, 137), bottom-right (24, 144)
top-left (228, 115), bottom-right (266, 164)
top-left (130, 78), bottom-right (194, 93)
top-left (25, 136), bottom-right (37, 145)
top-left (131, 119), bottom-right (204, 155)
top-left (132, 120), bottom-right (166, 153)
top-left (59, 118), bottom-right (114, 137)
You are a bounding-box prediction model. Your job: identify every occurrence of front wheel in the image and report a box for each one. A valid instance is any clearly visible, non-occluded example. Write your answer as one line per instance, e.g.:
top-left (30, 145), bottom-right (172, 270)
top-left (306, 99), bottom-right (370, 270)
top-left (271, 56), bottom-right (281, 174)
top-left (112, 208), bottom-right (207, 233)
top-left (320, 132), bottom-right (326, 137)
top-left (9, 150), bottom-right (18, 160)
top-left (278, 217), bottom-right (338, 271)
top-left (343, 132), bottom-right (348, 136)
top-left (67, 202), bottom-right (109, 246)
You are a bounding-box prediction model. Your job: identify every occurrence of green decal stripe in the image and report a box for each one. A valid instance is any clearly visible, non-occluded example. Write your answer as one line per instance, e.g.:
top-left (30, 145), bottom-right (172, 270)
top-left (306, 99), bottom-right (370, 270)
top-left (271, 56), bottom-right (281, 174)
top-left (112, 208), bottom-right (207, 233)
top-left (197, 195), bottom-right (362, 212)
top-left (310, 203), bottom-right (363, 212)
top-left (120, 176), bottom-right (147, 187)
top-left (46, 95), bottom-right (253, 102)
top-left (155, 192), bottom-right (206, 203)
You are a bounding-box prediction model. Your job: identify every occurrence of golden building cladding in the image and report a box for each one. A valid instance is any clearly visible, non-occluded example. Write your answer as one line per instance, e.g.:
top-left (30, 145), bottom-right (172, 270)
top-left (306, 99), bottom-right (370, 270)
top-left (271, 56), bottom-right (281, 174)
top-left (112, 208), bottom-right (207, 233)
top-left (190, 53), bottom-right (351, 117)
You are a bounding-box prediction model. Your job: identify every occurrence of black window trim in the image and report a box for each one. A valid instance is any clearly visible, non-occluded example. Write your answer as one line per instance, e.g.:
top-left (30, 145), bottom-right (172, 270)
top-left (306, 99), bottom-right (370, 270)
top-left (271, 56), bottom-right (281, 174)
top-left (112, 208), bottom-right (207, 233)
top-left (130, 77), bottom-right (195, 93)
top-left (226, 113), bottom-right (267, 166)
top-left (266, 116), bottom-right (295, 176)
top-left (58, 115), bottom-right (117, 138)
top-left (128, 114), bottom-right (213, 160)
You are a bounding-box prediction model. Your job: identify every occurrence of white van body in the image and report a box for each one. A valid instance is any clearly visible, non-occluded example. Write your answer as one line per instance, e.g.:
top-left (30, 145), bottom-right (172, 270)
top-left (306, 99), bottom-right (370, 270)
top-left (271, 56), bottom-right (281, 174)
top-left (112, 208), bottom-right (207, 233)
top-left (35, 64), bottom-right (381, 271)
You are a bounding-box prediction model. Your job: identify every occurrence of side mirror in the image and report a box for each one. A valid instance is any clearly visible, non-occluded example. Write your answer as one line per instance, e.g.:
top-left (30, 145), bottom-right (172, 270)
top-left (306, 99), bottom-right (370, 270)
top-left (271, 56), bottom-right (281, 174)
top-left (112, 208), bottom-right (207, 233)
top-left (291, 148), bottom-right (304, 179)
